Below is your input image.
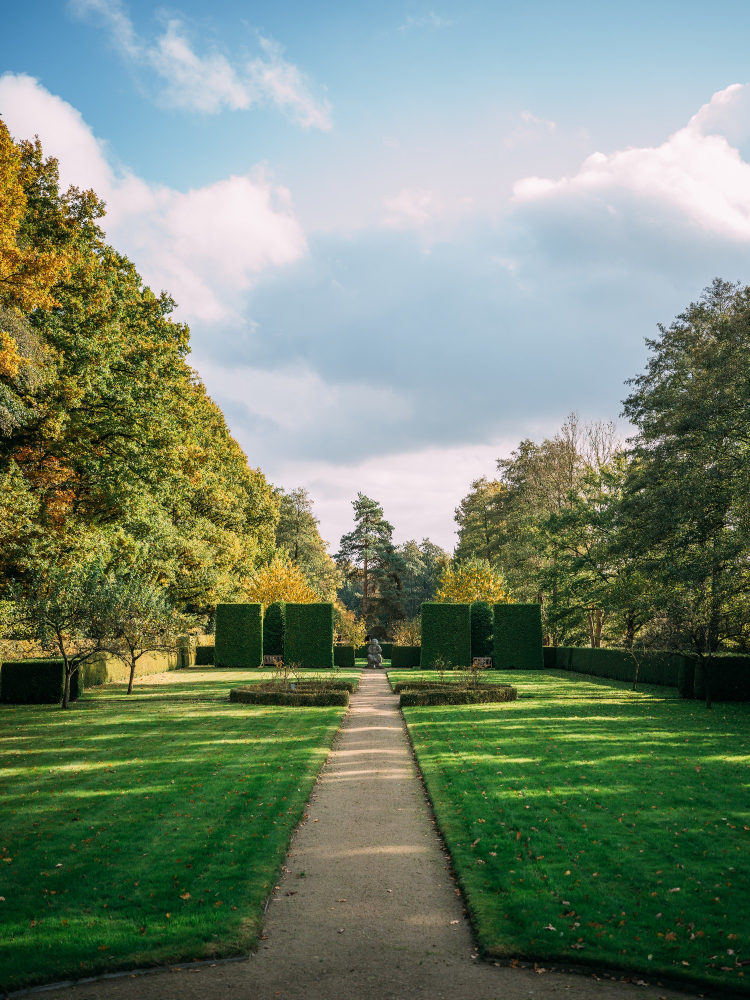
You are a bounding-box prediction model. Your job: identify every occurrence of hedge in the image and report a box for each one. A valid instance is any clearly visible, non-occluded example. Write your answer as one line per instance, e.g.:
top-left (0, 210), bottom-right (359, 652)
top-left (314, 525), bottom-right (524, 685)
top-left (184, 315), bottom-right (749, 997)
top-left (493, 603), bottom-right (543, 670)
top-left (263, 601), bottom-right (286, 658)
top-left (391, 645), bottom-right (421, 669)
top-left (399, 685), bottom-right (517, 707)
top-left (693, 654), bottom-right (750, 702)
top-left (547, 646), bottom-right (682, 686)
top-left (195, 646), bottom-right (215, 666)
top-left (470, 601), bottom-right (493, 659)
top-left (334, 645), bottom-right (355, 668)
top-left (284, 603), bottom-right (334, 668)
top-left (0, 660), bottom-right (82, 704)
top-left (392, 679), bottom-right (506, 692)
top-left (420, 603), bottom-right (472, 668)
top-left (215, 603), bottom-right (263, 668)
top-left (229, 687), bottom-right (348, 707)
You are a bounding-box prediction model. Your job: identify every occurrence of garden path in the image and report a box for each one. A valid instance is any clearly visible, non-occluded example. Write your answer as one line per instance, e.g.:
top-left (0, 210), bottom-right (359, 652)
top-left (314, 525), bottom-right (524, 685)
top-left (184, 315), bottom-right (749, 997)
top-left (37, 672), bottom-right (696, 1000)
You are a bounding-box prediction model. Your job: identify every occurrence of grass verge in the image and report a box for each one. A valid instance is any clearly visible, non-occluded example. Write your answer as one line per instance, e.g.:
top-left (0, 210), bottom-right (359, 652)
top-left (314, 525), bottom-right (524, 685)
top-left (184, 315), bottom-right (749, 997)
top-left (0, 667), bottom-right (355, 992)
top-left (392, 668), bottom-right (750, 994)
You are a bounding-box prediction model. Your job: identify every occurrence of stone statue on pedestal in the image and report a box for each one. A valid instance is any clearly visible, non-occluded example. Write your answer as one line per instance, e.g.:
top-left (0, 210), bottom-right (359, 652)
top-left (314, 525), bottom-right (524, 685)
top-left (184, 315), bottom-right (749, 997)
top-left (367, 638), bottom-right (383, 669)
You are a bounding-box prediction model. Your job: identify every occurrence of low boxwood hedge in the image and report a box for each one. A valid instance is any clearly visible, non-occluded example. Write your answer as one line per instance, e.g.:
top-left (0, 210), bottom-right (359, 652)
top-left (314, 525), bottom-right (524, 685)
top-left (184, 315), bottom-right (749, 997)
top-left (0, 660), bottom-right (82, 704)
top-left (399, 685), bottom-right (517, 707)
top-left (291, 679), bottom-right (358, 693)
top-left (391, 645), bottom-right (421, 668)
top-left (334, 645), bottom-right (355, 668)
top-left (229, 687), bottom-right (349, 707)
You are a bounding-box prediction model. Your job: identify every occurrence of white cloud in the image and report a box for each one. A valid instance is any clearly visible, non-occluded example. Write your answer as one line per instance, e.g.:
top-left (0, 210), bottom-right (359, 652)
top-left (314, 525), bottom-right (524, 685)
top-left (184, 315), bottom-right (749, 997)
top-left (399, 12), bottom-right (452, 31)
top-left (0, 73), bottom-right (307, 321)
top-left (383, 188), bottom-right (435, 228)
top-left (69, 0), bottom-right (332, 128)
top-left (513, 82), bottom-right (750, 242)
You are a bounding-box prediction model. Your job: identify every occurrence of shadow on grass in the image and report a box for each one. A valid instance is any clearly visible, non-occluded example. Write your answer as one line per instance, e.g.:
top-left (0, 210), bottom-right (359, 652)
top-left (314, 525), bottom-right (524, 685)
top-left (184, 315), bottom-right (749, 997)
top-left (398, 669), bottom-right (750, 994)
top-left (0, 670), bottom-right (349, 992)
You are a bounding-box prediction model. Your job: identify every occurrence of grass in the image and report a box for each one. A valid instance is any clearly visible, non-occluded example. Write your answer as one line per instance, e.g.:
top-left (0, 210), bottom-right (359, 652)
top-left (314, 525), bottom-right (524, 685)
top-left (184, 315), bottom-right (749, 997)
top-left (392, 668), bottom-right (750, 993)
top-left (0, 666), bottom-right (356, 992)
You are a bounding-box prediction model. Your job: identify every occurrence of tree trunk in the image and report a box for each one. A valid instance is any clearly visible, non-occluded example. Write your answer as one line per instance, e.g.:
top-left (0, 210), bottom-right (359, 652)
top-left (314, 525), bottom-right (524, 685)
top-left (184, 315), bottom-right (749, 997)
top-left (624, 611), bottom-right (636, 649)
top-left (362, 551), bottom-right (368, 622)
top-left (62, 665), bottom-right (71, 709)
top-left (127, 655), bottom-right (137, 695)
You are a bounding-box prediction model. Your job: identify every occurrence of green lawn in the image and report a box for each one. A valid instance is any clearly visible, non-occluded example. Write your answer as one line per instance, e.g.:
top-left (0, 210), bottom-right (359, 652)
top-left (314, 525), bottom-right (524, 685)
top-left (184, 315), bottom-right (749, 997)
top-left (0, 667), bottom-right (356, 992)
top-left (393, 668), bottom-right (750, 993)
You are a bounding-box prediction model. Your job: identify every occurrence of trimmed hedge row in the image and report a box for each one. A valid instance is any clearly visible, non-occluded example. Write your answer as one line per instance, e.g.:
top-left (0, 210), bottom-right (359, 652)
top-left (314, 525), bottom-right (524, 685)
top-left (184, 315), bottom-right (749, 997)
top-left (334, 645), bottom-right (355, 668)
top-left (399, 685), bottom-right (517, 707)
top-left (215, 603), bottom-right (263, 668)
top-left (229, 687), bottom-right (349, 707)
top-left (693, 654), bottom-right (750, 701)
top-left (391, 645), bottom-right (421, 669)
top-left (285, 603), bottom-right (334, 668)
top-left (494, 603), bottom-right (543, 669)
top-left (546, 646), bottom-right (682, 686)
top-left (421, 603), bottom-right (471, 668)
top-left (0, 660), bottom-right (82, 704)
top-left (470, 601), bottom-right (494, 659)
top-left (195, 646), bottom-right (215, 666)
top-left (263, 601), bottom-right (286, 658)
top-left (292, 679), bottom-right (358, 693)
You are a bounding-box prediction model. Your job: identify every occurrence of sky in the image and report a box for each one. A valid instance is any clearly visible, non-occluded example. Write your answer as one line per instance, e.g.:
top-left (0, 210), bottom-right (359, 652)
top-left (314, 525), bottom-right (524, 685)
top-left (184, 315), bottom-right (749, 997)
top-left (3, 1), bottom-right (750, 552)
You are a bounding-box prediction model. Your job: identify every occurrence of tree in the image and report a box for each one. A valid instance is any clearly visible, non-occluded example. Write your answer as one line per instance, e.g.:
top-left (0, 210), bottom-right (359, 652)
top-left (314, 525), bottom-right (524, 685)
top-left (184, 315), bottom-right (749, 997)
top-left (0, 121), bottom-right (279, 614)
top-left (434, 557), bottom-right (511, 604)
top-left (275, 486), bottom-right (340, 600)
top-left (453, 477), bottom-right (508, 564)
top-left (10, 558), bottom-right (120, 708)
top-left (244, 554), bottom-right (318, 607)
top-left (336, 494), bottom-right (403, 631)
top-left (392, 616), bottom-right (421, 645)
top-left (620, 279), bottom-right (750, 705)
top-left (107, 576), bottom-right (188, 695)
top-left (396, 538), bottom-right (449, 617)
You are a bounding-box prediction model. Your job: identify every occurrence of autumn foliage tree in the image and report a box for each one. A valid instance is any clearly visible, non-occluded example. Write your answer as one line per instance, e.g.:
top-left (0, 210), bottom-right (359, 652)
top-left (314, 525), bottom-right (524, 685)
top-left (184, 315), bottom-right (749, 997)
top-left (435, 557), bottom-right (511, 605)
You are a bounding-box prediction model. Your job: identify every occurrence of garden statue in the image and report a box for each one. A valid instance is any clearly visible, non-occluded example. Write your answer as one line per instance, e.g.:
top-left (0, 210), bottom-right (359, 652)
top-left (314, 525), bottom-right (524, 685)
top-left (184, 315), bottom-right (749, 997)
top-left (367, 638), bottom-right (383, 669)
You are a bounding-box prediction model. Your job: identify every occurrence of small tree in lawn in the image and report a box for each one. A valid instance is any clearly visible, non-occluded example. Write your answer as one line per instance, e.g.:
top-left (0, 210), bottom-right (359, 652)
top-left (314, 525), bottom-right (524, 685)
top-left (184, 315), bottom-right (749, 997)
top-left (108, 576), bottom-right (188, 695)
top-left (11, 560), bottom-right (120, 709)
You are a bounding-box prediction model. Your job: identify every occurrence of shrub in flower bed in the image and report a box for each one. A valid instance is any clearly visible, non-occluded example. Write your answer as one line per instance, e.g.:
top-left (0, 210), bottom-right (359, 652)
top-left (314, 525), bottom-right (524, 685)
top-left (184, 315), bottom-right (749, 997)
top-left (291, 679), bottom-right (359, 693)
top-left (399, 685), bottom-right (517, 707)
top-left (229, 687), bottom-right (349, 707)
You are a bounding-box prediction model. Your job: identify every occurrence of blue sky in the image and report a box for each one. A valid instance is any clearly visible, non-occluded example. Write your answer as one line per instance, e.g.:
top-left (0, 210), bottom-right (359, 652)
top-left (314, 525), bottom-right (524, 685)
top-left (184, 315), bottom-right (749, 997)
top-left (3, 1), bottom-right (750, 549)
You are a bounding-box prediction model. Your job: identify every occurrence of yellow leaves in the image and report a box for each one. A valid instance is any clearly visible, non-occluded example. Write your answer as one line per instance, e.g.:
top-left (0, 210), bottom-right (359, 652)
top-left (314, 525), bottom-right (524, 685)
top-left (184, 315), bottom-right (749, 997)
top-left (434, 557), bottom-right (511, 604)
top-left (0, 329), bottom-right (22, 378)
top-left (243, 554), bottom-right (318, 607)
top-left (0, 121), bottom-right (70, 312)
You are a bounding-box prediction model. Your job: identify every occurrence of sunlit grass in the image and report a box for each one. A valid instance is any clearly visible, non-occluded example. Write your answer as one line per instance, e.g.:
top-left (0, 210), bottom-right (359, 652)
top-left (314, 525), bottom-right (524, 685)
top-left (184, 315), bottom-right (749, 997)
top-left (393, 669), bottom-right (750, 992)
top-left (0, 667), bottom-right (355, 991)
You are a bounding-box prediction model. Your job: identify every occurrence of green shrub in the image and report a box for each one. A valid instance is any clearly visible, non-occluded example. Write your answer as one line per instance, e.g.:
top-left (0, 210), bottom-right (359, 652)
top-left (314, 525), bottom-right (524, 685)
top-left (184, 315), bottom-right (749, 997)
top-left (493, 603), bottom-right (543, 669)
top-left (678, 659), bottom-right (694, 699)
top-left (470, 601), bottom-right (493, 659)
top-left (284, 603), bottom-right (334, 668)
top-left (214, 604), bottom-right (263, 668)
top-left (548, 646), bottom-right (682, 686)
top-left (229, 687), bottom-right (348, 707)
top-left (391, 645), bottom-right (421, 669)
top-left (263, 601), bottom-right (286, 658)
top-left (399, 686), bottom-right (517, 707)
top-left (693, 654), bottom-right (750, 702)
top-left (0, 660), bottom-right (82, 704)
top-left (333, 645), bottom-right (355, 668)
top-left (195, 646), bottom-right (215, 666)
top-left (392, 679), bottom-right (508, 693)
top-left (292, 679), bottom-right (358, 693)
top-left (420, 603), bottom-right (471, 668)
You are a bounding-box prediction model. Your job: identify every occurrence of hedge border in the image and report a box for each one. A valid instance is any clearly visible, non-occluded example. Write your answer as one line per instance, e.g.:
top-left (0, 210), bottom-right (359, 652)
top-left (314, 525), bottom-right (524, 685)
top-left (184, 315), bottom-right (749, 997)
top-left (229, 687), bottom-right (349, 707)
top-left (391, 645), bottom-right (421, 669)
top-left (399, 686), bottom-right (517, 707)
top-left (0, 660), bottom-right (82, 704)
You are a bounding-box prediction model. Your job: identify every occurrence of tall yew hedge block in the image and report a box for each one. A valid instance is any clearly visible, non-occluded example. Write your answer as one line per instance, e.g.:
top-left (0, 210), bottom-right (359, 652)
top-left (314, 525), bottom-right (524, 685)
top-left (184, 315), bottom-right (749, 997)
top-left (263, 601), bottom-right (286, 658)
top-left (285, 603), bottom-right (334, 668)
top-left (421, 603), bottom-right (471, 668)
top-left (215, 603), bottom-right (263, 667)
top-left (0, 660), bottom-right (82, 704)
top-left (494, 603), bottom-right (544, 669)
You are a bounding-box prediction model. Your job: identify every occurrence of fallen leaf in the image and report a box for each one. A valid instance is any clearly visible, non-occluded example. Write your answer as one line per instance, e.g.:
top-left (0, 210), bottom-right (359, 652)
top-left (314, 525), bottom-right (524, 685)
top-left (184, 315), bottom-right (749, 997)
top-left (180, 893), bottom-right (191, 900)
top-left (338, 928), bottom-right (344, 933)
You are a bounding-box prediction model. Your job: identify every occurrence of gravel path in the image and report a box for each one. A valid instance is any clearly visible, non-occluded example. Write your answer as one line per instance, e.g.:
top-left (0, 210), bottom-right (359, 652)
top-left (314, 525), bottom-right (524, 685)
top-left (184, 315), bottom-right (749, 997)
top-left (34, 672), bottom-right (697, 1000)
